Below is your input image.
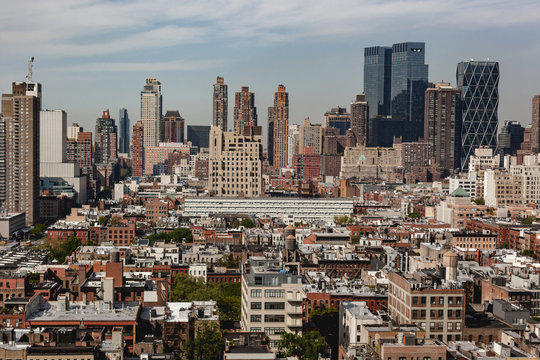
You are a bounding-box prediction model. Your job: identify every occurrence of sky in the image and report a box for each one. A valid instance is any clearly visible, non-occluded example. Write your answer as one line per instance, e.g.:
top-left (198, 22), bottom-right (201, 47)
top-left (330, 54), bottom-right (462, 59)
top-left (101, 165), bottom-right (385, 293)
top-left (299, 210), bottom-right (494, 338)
top-left (1, 0), bottom-right (540, 135)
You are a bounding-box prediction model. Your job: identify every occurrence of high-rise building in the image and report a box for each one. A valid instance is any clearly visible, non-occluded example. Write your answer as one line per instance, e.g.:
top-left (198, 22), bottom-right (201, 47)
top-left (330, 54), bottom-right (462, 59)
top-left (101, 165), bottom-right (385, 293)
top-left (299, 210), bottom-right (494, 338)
top-left (298, 118), bottom-right (322, 155)
top-left (131, 121), bottom-right (144, 178)
top-left (118, 108), bottom-right (130, 154)
top-left (140, 78), bottom-right (162, 147)
top-left (287, 124), bottom-right (300, 167)
top-left (390, 42), bottom-right (429, 141)
top-left (213, 76), bottom-right (228, 131)
top-left (233, 86), bottom-right (257, 135)
top-left (67, 123), bottom-right (83, 141)
top-left (160, 110), bottom-right (184, 143)
top-left (268, 85), bottom-right (289, 169)
top-left (208, 125), bottom-right (263, 197)
top-left (350, 94), bottom-right (369, 146)
top-left (364, 46), bottom-right (392, 117)
top-left (457, 60), bottom-right (499, 169)
top-left (0, 81), bottom-right (41, 225)
top-left (324, 106), bottom-right (351, 135)
top-left (187, 125), bottom-right (211, 150)
top-left (424, 82), bottom-right (462, 174)
top-left (267, 106), bottom-right (274, 166)
top-left (531, 95), bottom-right (540, 153)
top-left (95, 110), bottom-right (118, 164)
top-left (498, 121), bottom-right (525, 157)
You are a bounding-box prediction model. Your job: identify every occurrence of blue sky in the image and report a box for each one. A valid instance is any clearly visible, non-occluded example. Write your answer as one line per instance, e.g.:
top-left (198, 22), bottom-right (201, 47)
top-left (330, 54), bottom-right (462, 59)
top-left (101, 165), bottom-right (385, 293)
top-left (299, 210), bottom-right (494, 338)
top-left (1, 0), bottom-right (540, 135)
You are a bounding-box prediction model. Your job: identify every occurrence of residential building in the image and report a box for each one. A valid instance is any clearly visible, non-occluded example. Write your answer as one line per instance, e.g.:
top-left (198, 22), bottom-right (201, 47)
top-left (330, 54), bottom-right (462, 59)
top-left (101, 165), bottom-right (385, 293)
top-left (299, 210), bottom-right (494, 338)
top-left (498, 121), bottom-right (525, 157)
top-left (233, 86), bottom-right (257, 135)
top-left (0, 81), bottom-right (41, 225)
top-left (144, 142), bottom-right (191, 175)
top-left (131, 121), bottom-right (144, 177)
top-left (160, 110), bottom-right (184, 143)
top-left (350, 93), bottom-right (369, 146)
top-left (483, 169), bottom-right (523, 208)
top-left (532, 95), bottom-right (540, 153)
top-left (424, 82), bottom-right (462, 174)
top-left (67, 123), bottom-right (82, 141)
top-left (213, 76), bottom-right (228, 131)
top-left (241, 257), bottom-right (303, 348)
top-left (364, 46), bottom-right (392, 117)
top-left (118, 108), bottom-right (130, 154)
top-left (457, 60), bottom-right (499, 169)
top-left (208, 126), bottom-right (263, 197)
top-left (449, 232), bottom-right (497, 250)
top-left (340, 144), bottom-right (402, 179)
top-left (298, 118), bottom-right (322, 155)
top-left (287, 124), bottom-right (300, 167)
top-left (295, 148), bottom-right (320, 182)
top-left (338, 301), bottom-right (383, 349)
top-left (324, 106), bottom-right (351, 135)
top-left (140, 78), bottom-right (162, 147)
top-left (510, 154), bottom-right (540, 206)
top-left (94, 110), bottom-right (118, 164)
top-left (268, 85), bottom-right (289, 169)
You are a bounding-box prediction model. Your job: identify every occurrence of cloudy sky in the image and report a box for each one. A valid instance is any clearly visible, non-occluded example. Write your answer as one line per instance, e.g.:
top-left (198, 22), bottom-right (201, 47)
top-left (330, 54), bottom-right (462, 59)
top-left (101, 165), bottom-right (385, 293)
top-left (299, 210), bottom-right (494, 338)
top-left (1, 0), bottom-right (539, 134)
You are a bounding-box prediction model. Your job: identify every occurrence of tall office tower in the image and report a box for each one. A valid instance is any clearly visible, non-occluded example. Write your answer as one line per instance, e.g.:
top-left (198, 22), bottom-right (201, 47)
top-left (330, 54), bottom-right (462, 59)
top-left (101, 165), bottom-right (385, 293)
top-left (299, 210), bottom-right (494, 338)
top-left (118, 108), bottom-right (130, 154)
top-left (287, 124), bottom-right (300, 167)
top-left (364, 46), bottom-right (392, 117)
top-left (424, 82), bottom-right (462, 174)
top-left (160, 110), bottom-right (184, 143)
top-left (187, 125), bottom-right (211, 150)
top-left (94, 110), bottom-right (118, 164)
top-left (131, 121), bottom-right (144, 177)
top-left (498, 121), bottom-right (525, 157)
top-left (268, 85), bottom-right (289, 169)
top-left (140, 78), bottom-right (162, 147)
top-left (350, 94), bottom-right (369, 146)
top-left (67, 123), bottom-right (83, 141)
top-left (233, 86), bottom-right (257, 135)
top-left (0, 116), bottom-right (5, 205)
top-left (324, 106), bottom-right (351, 135)
top-left (0, 81), bottom-right (41, 225)
top-left (531, 95), bottom-right (540, 153)
top-left (457, 60), bottom-right (499, 169)
top-left (213, 76), bottom-right (228, 131)
top-left (208, 125), bottom-right (263, 197)
top-left (40, 110), bottom-right (67, 163)
top-left (267, 106), bottom-right (274, 166)
top-left (390, 42), bottom-right (429, 141)
top-left (299, 118), bottom-right (322, 155)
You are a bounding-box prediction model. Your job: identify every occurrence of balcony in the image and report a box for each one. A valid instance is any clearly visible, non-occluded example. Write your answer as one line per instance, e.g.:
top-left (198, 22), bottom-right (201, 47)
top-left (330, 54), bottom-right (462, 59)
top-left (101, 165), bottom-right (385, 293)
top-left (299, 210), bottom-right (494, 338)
top-left (287, 306), bottom-right (302, 315)
top-left (286, 292), bottom-right (302, 302)
top-left (286, 318), bottom-right (302, 328)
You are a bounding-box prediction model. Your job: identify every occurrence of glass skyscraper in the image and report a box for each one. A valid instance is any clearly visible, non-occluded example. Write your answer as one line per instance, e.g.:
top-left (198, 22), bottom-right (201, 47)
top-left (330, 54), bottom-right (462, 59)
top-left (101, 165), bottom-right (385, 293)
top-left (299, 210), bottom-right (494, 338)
top-left (118, 108), bottom-right (130, 154)
top-left (390, 42), bottom-right (428, 141)
top-left (457, 60), bottom-right (499, 169)
top-left (364, 46), bottom-right (392, 117)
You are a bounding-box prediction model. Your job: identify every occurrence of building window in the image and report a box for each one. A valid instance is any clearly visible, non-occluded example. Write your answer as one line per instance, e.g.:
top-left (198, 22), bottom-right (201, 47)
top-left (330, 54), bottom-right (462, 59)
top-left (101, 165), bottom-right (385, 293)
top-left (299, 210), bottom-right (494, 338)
top-left (265, 302), bottom-right (285, 310)
top-left (251, 289), bottom-right (262, 298)
top-left (264, 315), bottom-right (285, 322)
top-left (447, 322), bottom-right (453, 331)
top-left (250, 315), bottom-right (261, 322)
top-left (456, 322), bottom-right (461, 330)
top-left (251, 302), bottom-right (262, 309)
top-left (439, 297), bottom-right (444, 305)
top-left (430, 297), bottom-right (436, 305)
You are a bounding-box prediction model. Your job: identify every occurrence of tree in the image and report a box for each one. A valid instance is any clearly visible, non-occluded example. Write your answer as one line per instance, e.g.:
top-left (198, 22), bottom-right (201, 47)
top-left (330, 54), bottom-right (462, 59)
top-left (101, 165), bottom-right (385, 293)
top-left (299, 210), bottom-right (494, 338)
top-left (309, 307), bottom-right (339, 354)
top-left (148, 228), bottom-right (193, 244)
top-left (96, 187), bottom-right (112, 200)
top-left (215, 254), bottom-right (240, 269)
top-left (522, 249), bottom-right (535, 258)
top-left (97, 216), bottom-right (108, 226)
top-left (184, 323), bottom-right (225, 360)
top-left (473, 197), bottom-right (485, 205)
top-left (351, 235), bottom-right (360, 244)
top-left (278, 331), bottom-right (328, 360)
top-left (241, 218), bottom-right (255, 228)
top-left (50, 235), bottom-right (81, 263)
top-left (499, 242), bottom-right (509, 249)
top-left (31, 223), bottom-right (47, 237)
top-left (334, 215), bottom-right (353, 225)
top-left (522, 215), bottom-right (536, 225)
top-left (109, 215), bottom-right (123, 226)
top-left (407, 212), bottom-right (421, 220)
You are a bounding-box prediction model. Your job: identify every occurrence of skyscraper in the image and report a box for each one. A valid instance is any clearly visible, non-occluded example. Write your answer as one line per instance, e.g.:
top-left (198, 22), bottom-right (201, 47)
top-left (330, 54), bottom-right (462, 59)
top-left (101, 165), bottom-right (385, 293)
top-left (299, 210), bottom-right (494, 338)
top-left (287, 124), bottom-right (300, 167)
top-left (498, 121), bottom-right (525, 157)
top-left (160, 110), bottom-right (184, 143)
top-left (140, 78), bottom-right (162, 147)
top-left (118, 108), bottom-right (130, 154)
top-left (267, 106), bottom-right (274, 166)
top-left (131, 121), bottom-right (144, 177)
top-left (350, 93), bottom-right (369, 146)
top-left (424, 82), bottom-right (462, 174)
top-left (390, 42), bottom-right (429, 141)
top-left (364, 46), bottom-right (392, 117)
top-left (457, 60), bottom-right (499, 169)
top-left (233, 86), bottom-right (257, 135)
top-left (95, 110), bottom-right (118, 164)
top-left (299, 118), bottom-right (322, 155)
top-left (213, 76), bottom-right (228, 131)
top-left (324, 106), bottom-right (351, 135)
top-left (268, 85), bottom-right (289, 169)
top-left (187, 125), bottom-right (211, 150)
top-left (0, 81), bottom-right (41, 225)
top-left (531, 95), bottom-right (540, 153)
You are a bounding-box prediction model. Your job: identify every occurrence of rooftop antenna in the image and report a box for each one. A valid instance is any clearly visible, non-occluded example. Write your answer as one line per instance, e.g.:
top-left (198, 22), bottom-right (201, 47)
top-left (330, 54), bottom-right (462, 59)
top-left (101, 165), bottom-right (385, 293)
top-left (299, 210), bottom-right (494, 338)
top-left (26, 56), bottom-right (34, 82)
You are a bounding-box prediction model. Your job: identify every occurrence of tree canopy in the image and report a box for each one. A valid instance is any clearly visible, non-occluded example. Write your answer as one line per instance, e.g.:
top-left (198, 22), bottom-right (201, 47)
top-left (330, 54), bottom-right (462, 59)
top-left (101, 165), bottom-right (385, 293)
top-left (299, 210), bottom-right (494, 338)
top-left (48, 235), bottom-right (81, 263)
top-left (522, 215), bottom-right (537, 225)
top-left (184, 323), bottom-right (225, 360)
top-left (148, 227), bottom-right (193, 244)
top-left (278, 331), bottom-right (328, 360)
top-left (309, 307), bottom-right (339, 354)
top-left (241, 218), bottom-right (256, 228)
top-left (30, 223), bottom-right (47, 237)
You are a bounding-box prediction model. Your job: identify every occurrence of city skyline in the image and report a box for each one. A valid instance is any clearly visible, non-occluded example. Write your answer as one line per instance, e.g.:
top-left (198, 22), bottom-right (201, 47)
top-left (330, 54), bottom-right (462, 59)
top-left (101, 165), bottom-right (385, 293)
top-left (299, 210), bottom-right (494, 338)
top-left (0, 1), bottom-right (539, 134)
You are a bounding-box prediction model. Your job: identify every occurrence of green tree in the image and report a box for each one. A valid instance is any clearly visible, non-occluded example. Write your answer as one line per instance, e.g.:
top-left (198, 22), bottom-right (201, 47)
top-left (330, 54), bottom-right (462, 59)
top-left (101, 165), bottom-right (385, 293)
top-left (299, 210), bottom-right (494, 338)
top-left (109, 215), bottom-right (123, 226)
top-left (351, 235), bottom-right (360, 244)
top-left (407, 212), bottom-right (421, 219)
top-left (334, 215), bottom-right (353, 225)
top-left (169, 227), bottom-right (193, 243)
top-left (50, 235), bottom-right (81, 263)
top-left (184, 323), bottom-right (225, 360)
top-left (522, 249), bottom-right (535, 258)
top-left (216, 254), bottom-right (240, 269)
top-left (97, 216), bottom-right (108, 226)
top-left (499, 242), bottom-right (509, 249)
top-left (278, 331), bottom-right (328, 360)
top-left (241, 218), bottom-right (255, 228)
top-left (309, 307), bottom-right (339, 353)
top-left (96, 187), bottom-right (112, 200)
top-left (30, 223), bottom-right (47, 237)
top-left (473, 197), bottom-right (485, 205)
top-left (522, 215), bottom-right (536, 225)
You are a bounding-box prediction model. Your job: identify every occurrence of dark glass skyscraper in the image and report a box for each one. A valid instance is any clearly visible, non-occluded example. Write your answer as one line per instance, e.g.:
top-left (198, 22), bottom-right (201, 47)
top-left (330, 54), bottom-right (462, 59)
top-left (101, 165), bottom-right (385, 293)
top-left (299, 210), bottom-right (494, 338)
top-left (457, 60), bottom-right (499, 169)
top-left (364, 46), bottom-right (392, 117)
top-left (187, 125), bottom-right (211, 151)
top-left (390, 42), bottom-right (428, 141)
top-left (118, 108), bottom-right (130, 154)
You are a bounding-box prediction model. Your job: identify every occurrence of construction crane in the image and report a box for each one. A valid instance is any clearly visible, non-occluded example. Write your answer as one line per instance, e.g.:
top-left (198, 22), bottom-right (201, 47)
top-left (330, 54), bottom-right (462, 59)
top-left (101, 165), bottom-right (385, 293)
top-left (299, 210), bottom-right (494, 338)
top-left (26, 56), bottom-right (34, 82)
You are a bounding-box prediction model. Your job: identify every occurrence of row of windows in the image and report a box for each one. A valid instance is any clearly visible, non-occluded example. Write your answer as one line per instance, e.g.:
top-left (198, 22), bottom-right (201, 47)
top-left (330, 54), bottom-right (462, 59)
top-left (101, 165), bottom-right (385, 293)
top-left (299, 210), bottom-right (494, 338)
top-left (412, 296), bottom-right (462, 305)
top-left (251, 302), bottom-right (285, 310)
top-left (250, 289), bottom-right (285, 298)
